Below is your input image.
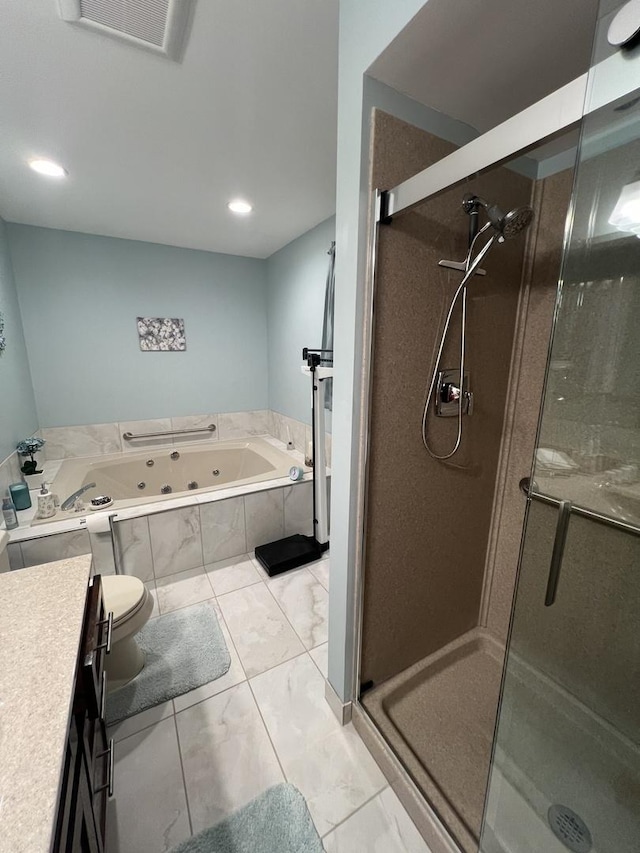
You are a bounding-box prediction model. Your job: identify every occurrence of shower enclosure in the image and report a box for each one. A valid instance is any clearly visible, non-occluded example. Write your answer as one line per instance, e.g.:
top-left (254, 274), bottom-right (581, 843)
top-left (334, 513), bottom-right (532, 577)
top-left (353, 8), bottom-right (640, 853)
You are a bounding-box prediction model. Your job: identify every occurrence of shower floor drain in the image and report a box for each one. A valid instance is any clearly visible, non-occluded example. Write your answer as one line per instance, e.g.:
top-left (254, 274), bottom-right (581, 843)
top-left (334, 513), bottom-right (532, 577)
top-left (548, 805), bottom-right (592, 853)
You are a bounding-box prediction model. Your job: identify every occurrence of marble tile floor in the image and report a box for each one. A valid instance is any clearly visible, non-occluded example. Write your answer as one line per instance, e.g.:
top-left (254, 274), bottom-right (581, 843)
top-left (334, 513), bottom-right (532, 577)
top-left (106, 553), bottom-right (431, 853)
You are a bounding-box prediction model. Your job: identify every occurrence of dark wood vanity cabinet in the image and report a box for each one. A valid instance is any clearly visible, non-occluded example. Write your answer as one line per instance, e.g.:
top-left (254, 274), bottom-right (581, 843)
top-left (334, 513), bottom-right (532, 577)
top-left (54, 575), bottom-right (113, 853)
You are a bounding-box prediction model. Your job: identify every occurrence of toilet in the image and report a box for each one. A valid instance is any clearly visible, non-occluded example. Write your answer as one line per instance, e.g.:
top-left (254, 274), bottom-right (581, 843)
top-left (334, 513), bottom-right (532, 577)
top-left (102, 574), bottom-right (154, 692)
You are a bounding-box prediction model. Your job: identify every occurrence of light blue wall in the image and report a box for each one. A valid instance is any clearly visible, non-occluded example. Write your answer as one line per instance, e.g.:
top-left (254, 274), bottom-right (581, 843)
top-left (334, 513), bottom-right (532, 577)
top-left (8, 225), bottom-right (269, 427)
top-left (0, 218), bottom-right (38, 461)
top-left (329, 0), bottom-right (443, 703)
top-left (266, 216), bottom-right (335, 427)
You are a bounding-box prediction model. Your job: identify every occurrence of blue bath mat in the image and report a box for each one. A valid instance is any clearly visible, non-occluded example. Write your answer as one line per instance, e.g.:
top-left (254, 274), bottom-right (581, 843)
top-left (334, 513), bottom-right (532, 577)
top-left (169, 784), bottom-right (323, 853)
top-left (107, 602), bottom-right (231, 724)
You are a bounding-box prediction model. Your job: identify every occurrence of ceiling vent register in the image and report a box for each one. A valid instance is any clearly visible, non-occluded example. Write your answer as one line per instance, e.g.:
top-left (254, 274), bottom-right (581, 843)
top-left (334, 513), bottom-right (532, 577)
top-left (57, 0), bottom-right (194, 60)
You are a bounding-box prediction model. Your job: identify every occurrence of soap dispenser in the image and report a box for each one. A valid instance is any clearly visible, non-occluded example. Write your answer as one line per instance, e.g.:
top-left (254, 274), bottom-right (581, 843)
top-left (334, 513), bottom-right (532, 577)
top-left (36, 483), bottom-right (57, 520)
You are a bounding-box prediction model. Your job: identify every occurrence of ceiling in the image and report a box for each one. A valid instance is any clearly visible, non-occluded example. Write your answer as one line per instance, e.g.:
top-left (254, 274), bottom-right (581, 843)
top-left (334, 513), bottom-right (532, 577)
top-left (0, 0), bottom-right (339, 258)
top-left (369, 0), bottom-right (601, 137)
top-left (0, 0), bottom-right (611, 258)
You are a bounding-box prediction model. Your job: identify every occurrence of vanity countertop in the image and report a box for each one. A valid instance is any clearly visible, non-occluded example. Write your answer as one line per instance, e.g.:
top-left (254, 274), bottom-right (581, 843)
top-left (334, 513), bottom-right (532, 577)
top-left (0, 554), bottom-right (93, 853)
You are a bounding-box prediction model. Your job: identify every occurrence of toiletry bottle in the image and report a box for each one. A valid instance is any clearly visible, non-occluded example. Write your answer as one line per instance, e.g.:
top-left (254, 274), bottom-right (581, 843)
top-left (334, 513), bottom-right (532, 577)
top-left (2, 495), bottom-right (18, 530)
top-left (36, 483), bottom-right (57, 520)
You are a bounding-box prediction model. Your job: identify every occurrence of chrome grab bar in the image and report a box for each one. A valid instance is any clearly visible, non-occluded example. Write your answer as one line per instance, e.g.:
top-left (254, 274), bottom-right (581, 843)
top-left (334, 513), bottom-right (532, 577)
top-left (122, 423), bottom-right (216, 441)
top-left (519, 477), bottom-right (640, 537)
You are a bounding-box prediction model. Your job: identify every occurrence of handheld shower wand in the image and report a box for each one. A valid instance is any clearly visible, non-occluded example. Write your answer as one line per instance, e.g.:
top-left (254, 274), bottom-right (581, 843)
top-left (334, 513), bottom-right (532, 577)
top-left (422, 195), bottom-right (534, 461)
top-left (422, 223), bottom-right (498, 460)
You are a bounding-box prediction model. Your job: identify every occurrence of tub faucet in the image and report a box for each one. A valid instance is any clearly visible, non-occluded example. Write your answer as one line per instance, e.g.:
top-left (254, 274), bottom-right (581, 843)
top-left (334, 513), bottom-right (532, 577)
top-left (61, 482), bottom-right (97, 511)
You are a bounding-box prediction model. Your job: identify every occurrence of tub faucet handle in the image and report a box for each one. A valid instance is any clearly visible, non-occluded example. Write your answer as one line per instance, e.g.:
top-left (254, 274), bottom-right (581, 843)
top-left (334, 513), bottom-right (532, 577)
top-left (61, 482), bottom-right (97, 511)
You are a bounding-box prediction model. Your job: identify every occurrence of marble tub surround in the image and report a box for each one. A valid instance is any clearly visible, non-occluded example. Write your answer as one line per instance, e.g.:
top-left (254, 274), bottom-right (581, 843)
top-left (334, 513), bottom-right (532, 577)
top-left (217, 409), bottom-right (271, 440)
top-left (270, 409), bottom-right (306, 452)
top-left (0, 554), bottom-right (92, 853)
top-left (284, 480), bottom-right (314, 536)
top-left (269, 408), bottom-right (332, 465)
top-left (119, 417), bottom-right (173, 453)
top-left (114, 515), bottom-right (154, 581)
top-left (201, 495), bottom-right (247, 564)
top-left (171, 413), bottom-right (220, 445)
top-left (7, 442), bottom-right (328, 594)
top-left (33, 411), bottom-right (333, 489)
top-left (149, 505), bottom-right (202, 577)
top-left (40, 409), bottom-right (331, 462)
top-left (244, 488), bottom-right (285, 550)
top-left (10, 412), bottom-right (330, 482)
top-left (104, 480), bottom-right (315, 582)
top-left (41, 422), bottom-right (123, 460)
top-left (8, 476), bottom-right (314, 575)
top-left (40, 410), bottom-right (272, 459)
top-left (7, 527), bottom-right (91, 570)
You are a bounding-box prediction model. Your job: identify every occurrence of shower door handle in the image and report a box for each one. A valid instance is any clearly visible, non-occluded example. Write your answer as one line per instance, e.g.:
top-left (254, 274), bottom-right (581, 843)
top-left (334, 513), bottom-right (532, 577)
top-left (545, 500), bottom-right (572, 607)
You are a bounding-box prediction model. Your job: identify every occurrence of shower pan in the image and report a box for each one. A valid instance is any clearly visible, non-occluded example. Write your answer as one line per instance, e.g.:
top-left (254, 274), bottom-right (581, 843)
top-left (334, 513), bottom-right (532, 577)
top-left (352, 12), bottom-right (640, 853)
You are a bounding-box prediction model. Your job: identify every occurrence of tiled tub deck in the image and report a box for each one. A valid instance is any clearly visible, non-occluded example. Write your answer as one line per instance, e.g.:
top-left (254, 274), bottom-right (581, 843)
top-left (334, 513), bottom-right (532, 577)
top-left (7, 475), bottom-right (318, 580)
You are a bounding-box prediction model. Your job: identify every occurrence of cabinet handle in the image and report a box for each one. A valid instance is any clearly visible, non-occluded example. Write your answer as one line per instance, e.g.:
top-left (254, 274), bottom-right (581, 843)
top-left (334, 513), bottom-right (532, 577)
top-left (97, 611), bottom-right (113, 655)
top-left (100, 671), bottom-right (107, 722)
top-left (95, 738), bottom-right (115, 798)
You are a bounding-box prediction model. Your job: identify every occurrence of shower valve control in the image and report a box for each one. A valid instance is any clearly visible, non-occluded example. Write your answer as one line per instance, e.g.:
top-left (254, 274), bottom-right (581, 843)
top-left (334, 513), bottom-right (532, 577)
top-left (441, 382), bottom-right (461, 403)
top-left (435, 370), bottom-right (473, 417)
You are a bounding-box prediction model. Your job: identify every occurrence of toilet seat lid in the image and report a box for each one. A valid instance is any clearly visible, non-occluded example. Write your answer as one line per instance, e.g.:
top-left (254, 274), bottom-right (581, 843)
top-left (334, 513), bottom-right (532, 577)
top-left (102, 575), bottom-right (146, 623)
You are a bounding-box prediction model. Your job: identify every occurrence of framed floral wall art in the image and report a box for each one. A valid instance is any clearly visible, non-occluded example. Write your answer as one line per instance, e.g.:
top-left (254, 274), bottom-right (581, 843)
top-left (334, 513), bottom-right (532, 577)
top-left (136, 317), bottom-right (186, 352)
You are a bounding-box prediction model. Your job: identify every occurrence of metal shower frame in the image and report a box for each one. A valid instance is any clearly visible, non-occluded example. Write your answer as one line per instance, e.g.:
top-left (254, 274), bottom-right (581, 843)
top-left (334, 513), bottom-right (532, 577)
top-left (345, 51), bottom-right (640, 852)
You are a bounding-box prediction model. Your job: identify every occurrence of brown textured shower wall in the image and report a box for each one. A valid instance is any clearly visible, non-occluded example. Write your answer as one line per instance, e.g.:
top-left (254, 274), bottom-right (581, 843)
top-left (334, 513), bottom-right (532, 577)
top-left (360, 111), bottom-right (533, 686)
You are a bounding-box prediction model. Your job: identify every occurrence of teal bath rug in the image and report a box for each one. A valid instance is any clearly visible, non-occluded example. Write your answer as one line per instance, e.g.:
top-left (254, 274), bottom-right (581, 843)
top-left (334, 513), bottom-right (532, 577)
top-left (169, 784), bottom-right (323, 853)
top-left (107, 602), bottom-right (231, 724)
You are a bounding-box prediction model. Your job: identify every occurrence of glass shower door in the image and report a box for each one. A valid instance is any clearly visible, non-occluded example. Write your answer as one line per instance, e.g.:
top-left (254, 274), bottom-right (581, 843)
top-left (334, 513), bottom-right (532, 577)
top-left (480, 21), bottom-right (640, 853)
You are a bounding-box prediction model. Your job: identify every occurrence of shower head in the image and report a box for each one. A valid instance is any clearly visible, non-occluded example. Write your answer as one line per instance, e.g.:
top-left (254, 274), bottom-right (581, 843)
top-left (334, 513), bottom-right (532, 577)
top-left (463, 194), bottom-right (534, 241)
top-left (496, 205), bottom-right (534, 240)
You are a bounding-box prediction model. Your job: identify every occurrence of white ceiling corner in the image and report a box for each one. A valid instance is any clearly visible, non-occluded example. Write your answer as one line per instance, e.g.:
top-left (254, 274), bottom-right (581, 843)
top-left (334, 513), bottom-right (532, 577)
top-left (0, 0), bottom-right (339, 258)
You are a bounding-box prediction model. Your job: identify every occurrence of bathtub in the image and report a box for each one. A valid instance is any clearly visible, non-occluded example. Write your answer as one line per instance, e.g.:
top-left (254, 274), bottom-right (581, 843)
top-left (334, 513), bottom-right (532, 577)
top-left (40, 436), bottom-right (297, 520)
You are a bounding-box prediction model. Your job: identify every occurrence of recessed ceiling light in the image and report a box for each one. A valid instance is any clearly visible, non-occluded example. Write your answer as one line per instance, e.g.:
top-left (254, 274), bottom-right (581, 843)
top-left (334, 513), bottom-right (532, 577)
top-left (28, 158), bottom-right (67, 178)
top-left (228, 200), bottom-right (253, 214)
